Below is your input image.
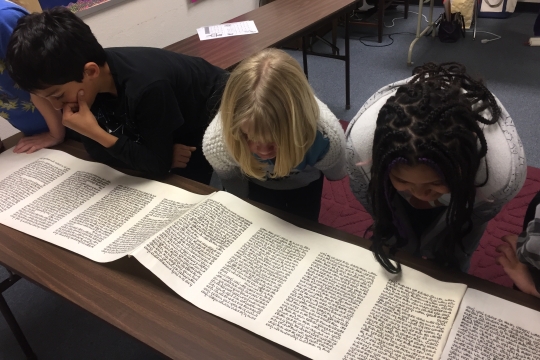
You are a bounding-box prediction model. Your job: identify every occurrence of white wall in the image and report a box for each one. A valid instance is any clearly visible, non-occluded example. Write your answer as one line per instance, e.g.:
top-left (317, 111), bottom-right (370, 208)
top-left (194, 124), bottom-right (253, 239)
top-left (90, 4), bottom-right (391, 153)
top-left (0, 0), bottom-right (259, 140)
top-left (83, 0), bottom-right (259, 48)
top-left (0, 118), bottom-right (18, 141)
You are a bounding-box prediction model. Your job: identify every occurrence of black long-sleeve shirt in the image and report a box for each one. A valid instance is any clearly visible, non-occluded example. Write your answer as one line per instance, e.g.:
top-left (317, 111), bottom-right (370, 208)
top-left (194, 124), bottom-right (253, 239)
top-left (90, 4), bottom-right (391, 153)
top-left (83, 47), bottom-right (228, 175)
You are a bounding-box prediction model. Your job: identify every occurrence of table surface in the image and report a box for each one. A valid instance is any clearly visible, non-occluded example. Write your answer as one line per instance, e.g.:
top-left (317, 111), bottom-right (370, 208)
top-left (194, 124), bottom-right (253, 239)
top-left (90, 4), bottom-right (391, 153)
top-left (1, 134), bottom-right (540, 359)
top-left (164, 0), bottom-right (358, 70)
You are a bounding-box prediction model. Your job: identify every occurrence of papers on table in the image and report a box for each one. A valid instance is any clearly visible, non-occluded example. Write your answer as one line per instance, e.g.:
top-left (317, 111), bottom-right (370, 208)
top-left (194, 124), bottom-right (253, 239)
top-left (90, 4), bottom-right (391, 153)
top-left (440, 289), bottom-right (540, 359)
top-left (197, 21), bottom-right (258, 41)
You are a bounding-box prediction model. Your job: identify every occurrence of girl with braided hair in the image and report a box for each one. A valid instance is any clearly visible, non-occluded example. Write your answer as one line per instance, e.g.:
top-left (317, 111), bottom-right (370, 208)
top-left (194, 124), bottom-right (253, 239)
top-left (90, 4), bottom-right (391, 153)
top-left (346, 63), bottom-right (526, 273)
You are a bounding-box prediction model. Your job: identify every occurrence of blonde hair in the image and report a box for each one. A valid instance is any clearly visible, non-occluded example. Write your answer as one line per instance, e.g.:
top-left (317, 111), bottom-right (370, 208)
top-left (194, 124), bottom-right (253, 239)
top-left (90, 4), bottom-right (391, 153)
top-left (220, 48), bottom-right (319, 180)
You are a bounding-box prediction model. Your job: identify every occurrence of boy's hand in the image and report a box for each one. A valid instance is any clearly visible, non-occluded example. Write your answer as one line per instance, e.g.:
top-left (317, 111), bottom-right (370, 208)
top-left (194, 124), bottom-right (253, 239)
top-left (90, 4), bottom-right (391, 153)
top-left (171, 144), bottom-right (196, 169)
top-left (62, 90), bottom-right (102, 140)
top-left (497, 234), bottom-right (540, 298)
top-left (13, 132), bottom-right (64, 154)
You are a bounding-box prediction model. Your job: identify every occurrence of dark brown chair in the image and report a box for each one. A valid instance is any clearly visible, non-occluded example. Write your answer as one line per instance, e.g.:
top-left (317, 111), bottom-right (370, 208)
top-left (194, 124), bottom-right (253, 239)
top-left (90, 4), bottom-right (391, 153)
top-left (350, 0), bottom-right (409, 43)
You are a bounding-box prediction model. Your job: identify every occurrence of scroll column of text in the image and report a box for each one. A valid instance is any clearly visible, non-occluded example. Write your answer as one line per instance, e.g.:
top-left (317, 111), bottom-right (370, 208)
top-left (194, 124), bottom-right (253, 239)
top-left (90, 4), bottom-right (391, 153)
top-left (446, 306), bottom-right (540, 360)
top-left (266, 253), bottom-right (376, 353)
top-left (54, 185), bottom-right (155, 247)
top-left (144, 199), bottom-right (252, 286)
top-left (344, 281), bottom-right (455, 360)
top-left (201, 228), bottom-right (309, 319)
top-left (0, 158), bottom-right (69, 212)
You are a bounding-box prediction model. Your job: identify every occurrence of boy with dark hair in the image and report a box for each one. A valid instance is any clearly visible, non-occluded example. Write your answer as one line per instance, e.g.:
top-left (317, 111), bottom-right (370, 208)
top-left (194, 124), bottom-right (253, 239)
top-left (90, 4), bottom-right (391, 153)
top-left (6, 6), bottom-right (228, 183)
top-left (0, 0), bottom-right (65, 154)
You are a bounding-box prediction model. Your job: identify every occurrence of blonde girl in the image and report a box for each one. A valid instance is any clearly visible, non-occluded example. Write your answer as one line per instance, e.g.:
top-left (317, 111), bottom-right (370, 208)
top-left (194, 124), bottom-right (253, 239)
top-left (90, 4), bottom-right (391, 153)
top-left (203, 48), bottom-right (346, 221)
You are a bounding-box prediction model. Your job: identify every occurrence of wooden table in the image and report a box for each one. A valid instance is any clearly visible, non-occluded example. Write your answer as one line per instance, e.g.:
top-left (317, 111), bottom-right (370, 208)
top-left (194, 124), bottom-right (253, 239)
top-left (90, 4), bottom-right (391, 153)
top-left (165, 0), bottom-right (358, 109)
top-left (1, 135), bottom-right (540, 359)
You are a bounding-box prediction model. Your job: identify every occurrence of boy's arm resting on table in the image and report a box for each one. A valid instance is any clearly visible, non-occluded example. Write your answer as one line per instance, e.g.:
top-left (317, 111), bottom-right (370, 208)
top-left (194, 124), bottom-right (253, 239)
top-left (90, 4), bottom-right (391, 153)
top-left (126, 82), bottom-right (185, 174)
top-left (68, 84), bottom-right (182, 175)
top-left (11, 93), bottom-right (66, 154)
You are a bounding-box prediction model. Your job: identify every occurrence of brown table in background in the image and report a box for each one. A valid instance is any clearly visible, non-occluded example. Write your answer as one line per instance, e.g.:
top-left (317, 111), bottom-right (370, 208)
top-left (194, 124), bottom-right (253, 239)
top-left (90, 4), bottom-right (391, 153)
top-left (1, 134), bottom-right (540, 359)
top-left (165, 0), bottom-right (358, 109)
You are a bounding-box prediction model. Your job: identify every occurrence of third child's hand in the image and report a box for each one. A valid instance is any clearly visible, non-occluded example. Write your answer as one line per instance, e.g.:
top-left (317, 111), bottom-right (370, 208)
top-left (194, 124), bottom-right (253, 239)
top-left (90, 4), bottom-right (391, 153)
top-left (496, 234), bottom-right (540, 298)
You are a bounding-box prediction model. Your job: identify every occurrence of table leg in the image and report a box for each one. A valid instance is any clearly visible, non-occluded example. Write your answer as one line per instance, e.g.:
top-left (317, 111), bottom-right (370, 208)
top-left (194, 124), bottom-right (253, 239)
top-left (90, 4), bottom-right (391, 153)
top-left (428, 0), bottom-right (434, 37)
top-left (378, 0), bottom-right (385, 43)
top-left (345, 11), bottom-right (351, 110)
top-left (0, 275), bottom-right (37, 360)
top-left (416, 0), bottom-right (424, 37)
top-left (404, 0), bottom-right (409, 18)
top-left (473, 0), bottom-right (478, 40)
top-left (300, 9), bottom-right (351, 109)
top-left (302, 36), bottom-right (309, 78)
top-left (407, 0), bottom-right (424, 65)
top-left (332, 18), bottom-right (338, 55)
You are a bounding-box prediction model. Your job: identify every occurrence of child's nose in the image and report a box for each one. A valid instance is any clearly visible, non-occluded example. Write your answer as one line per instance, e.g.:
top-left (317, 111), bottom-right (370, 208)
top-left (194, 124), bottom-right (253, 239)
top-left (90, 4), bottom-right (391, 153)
top-left (412, 185), bottom-right (432, 198)
top-left (257, 143), bottom-right (274, 153)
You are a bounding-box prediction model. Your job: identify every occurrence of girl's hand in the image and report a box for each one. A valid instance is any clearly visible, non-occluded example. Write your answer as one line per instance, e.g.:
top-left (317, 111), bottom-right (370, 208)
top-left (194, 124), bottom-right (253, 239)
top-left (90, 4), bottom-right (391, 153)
top-left (497, 234), bottom-right (540, 298)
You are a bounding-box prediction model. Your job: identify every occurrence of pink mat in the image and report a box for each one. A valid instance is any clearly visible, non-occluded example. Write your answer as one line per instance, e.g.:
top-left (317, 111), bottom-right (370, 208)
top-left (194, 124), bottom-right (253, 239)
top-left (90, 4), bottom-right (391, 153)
top-left (321, 120), bottom-right (540, 286)
top-left (319, 169), bottom-right (540, 287)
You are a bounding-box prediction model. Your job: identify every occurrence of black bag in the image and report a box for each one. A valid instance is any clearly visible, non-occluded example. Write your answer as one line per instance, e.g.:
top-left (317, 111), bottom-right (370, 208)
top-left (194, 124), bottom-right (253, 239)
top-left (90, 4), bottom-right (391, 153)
top-left (435, 12), bottom-right (466, 43)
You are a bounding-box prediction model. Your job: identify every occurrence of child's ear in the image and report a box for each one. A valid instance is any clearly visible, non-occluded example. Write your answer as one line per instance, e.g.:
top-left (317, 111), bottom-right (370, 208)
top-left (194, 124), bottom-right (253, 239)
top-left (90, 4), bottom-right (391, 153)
top-left (83, 62), bottom-right (100, 79)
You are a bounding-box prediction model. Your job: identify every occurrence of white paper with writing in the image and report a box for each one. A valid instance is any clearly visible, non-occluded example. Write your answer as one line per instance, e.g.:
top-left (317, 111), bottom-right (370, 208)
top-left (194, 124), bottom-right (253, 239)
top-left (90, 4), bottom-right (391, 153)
top-left (0, 148), bottom-right (467, 359)
top-left (441, 288), bottom-right (540, 359)
top-left (0, 149), bottom-right (208, 262)
top-left (197, 20), bottom-right (258, 41)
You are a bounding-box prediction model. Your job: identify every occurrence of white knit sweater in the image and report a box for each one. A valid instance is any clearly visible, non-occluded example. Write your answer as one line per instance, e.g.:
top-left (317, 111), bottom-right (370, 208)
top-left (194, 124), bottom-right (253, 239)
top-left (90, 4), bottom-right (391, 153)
top-left (203, 98), bottom-right (347, 198)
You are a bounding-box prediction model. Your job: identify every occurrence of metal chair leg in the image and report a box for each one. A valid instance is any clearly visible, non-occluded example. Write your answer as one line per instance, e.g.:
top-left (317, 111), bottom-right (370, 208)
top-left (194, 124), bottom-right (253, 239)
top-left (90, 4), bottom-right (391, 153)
top-left (473, 0), bottom-right (478, 40)
top-left (407, 0), bottom-right (434, 65)
top-left (0, 273), bottom-right (37, 359)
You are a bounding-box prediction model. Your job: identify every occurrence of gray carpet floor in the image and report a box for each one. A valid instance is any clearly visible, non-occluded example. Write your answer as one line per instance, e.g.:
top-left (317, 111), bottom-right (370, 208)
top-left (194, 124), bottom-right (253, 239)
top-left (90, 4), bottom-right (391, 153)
top-left (288, 6), bottom-right (540, 167)
top-left (2, 6), bottom-right (540, 359)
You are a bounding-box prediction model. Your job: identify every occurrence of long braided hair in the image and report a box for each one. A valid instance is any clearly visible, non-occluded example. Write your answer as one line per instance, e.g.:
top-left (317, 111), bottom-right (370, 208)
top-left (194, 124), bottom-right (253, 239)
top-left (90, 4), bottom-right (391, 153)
top-left (369, 63), bottom-right (501, 273)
